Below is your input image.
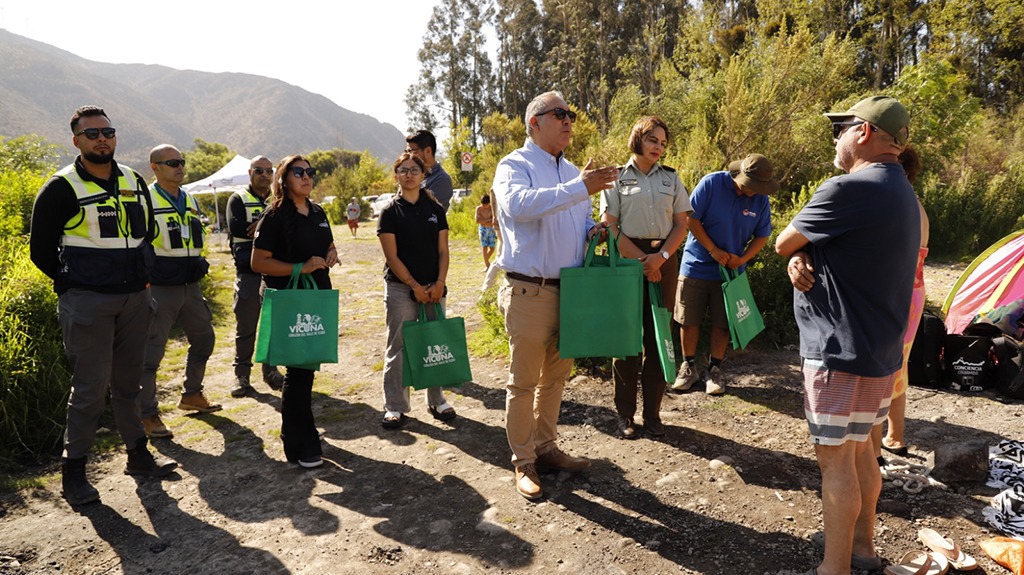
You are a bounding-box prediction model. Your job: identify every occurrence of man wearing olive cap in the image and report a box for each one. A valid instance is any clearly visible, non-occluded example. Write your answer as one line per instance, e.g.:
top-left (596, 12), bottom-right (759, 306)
top-left (670, 153), bottom-right (777, 395)
top-left (776, 95), bottom-right (918, 575)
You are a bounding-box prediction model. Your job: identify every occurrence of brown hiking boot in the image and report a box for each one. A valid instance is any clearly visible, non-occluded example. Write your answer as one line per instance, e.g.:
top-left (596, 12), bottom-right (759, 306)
top-left (535, 446), bottom-right (591, 473)
top-left (177, 392), bottom-right (222, 413)
top-left (143, 415), bottom-right (173, 439)
top-left (515, 464), bottom-right (542, 500)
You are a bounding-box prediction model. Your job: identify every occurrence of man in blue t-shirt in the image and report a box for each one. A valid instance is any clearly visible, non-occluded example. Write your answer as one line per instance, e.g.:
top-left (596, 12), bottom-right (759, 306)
top-left (670, 154), bottom-right (775, 395)
top-left (776, 95), bottom-right (918, 575)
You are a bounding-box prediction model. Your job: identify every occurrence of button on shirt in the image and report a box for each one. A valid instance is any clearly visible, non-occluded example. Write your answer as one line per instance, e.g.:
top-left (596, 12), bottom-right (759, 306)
top-left (600, 158), bottom-right (692, 239)
top-left (492, 140), bottom-right (595, 278)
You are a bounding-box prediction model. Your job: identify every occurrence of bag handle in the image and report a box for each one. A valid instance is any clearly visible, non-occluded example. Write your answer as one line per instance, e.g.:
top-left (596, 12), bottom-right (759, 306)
top-left (718, 264), bottom-right (738, 282)
top-left (417, 303), bottom-right (446, 322)
top-left (285, 263), bottom-right (319, 290)
top-left (647, 281), bottom-right (664, 308)
top-left (582, 227), bottom-right (621, 269)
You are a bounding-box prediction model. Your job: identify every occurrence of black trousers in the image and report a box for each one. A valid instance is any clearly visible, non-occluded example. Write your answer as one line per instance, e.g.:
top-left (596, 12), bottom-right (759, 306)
top-left (281, 367), bottom-right (321, 462)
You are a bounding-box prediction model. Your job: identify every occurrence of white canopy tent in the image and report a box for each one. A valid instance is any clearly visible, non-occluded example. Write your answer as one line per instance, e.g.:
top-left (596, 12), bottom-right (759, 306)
top-left (183, 154), bottom-right (252, 232)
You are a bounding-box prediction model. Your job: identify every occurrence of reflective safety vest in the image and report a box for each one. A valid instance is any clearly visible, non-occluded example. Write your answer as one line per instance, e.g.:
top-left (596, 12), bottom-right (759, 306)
top-left (230, 188), bottom-right (267, 245)
top-left (151, 185), bottom-right (205, 258)
top-left (57, 162), bottom-right (152, 289)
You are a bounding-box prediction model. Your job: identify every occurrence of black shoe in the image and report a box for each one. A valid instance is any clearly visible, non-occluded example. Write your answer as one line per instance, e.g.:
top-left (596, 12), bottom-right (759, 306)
top-left (645, 419), bottom-right (665, 437)
top-left (616, 417), bottom-right (637, 439)
top-left (263, 370), bottom-right (285, 391)
top-left (61, 457), bottom-right (99, 506)
top-left (125, 438), bottom-right (177, 477)
top-left (230, 375), bottom-right (253, 398)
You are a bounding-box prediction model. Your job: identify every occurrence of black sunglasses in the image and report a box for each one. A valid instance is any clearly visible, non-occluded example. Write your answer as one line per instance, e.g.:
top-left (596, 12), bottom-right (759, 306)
top-left (252, 167), bottom-right (274, 176)
top-left (154, 159), bottom-right (186, 168)
top-left (289, 166), bottom-right (317, 178)
top-left (75, 127), bottom-right (117, 140)
top-left (831, 121), bottom-right (877, 140)
top-left (536, 107), bottom-right (577, 122)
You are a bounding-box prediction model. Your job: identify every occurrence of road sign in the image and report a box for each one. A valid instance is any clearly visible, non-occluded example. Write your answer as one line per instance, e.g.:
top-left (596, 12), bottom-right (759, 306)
top-left (461, 152), bottom-right (473, 172)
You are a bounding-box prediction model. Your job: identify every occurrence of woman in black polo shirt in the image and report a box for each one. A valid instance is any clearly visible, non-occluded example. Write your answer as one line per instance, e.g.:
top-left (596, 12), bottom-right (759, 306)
top-left (377, 152), bottom-right (455, 429)
top-left (251, 154), bottom-right (337, 467)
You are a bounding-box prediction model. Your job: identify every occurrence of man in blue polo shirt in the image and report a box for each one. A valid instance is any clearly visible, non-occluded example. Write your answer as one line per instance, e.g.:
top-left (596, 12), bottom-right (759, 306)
top-left (670, 154), bottom-right (776, 395)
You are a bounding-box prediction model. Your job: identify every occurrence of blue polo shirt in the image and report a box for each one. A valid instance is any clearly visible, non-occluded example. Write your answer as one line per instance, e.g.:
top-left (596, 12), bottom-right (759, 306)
top-left (680, 171), bottom-right (771, 280)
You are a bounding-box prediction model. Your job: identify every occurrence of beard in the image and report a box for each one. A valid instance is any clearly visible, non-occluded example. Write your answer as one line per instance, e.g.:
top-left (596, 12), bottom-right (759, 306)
top-left (83, 150), bottom-right (114, 164)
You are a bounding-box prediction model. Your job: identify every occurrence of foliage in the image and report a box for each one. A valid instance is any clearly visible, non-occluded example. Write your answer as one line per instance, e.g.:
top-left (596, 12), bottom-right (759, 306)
top-left (316, 151), bottom-right (391, 225)
top-left (1, 135), bottom-right (61, 175)
top-left (441, 118), bottom-right (482, 189)
top-left (0, 238), bottom-right (70, 465)
top-left (182, 139), bottom-right (235, 183)
top-left (0, 168), bottom-right (46, 237)
top-left (306, 149), bottom-right (362, 178)
top-left (469, 288), bottom-right (509, 358)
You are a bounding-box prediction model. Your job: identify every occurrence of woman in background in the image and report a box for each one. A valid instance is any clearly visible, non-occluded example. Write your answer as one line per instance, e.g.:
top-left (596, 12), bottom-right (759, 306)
top-left (251, 155), bottom-right (337, 468)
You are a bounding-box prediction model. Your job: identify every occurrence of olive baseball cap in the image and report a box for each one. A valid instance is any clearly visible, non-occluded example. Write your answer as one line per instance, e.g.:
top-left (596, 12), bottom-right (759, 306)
top-left (728, 153), bottom-right (780, 195)
top-left (824, 95), bottom-right (909, 145)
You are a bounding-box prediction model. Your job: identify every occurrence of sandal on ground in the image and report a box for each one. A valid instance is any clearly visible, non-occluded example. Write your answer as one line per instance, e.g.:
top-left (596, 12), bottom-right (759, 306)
top-left (882, 438), bottom-right (909, 456)
top-left (428, 403), bottom-right (457, 422)
top-left (918, 527), bottom-right (977, 570)
top-left (809, 531), bottom-right (883, 570)
top-left (382, 411), bottom-right (408, 429)
top-left (884, 550), bottom-right (948, 575)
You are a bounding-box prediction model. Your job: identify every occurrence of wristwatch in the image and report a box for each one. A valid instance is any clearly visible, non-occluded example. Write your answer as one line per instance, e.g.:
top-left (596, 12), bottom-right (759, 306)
top-left (660, 250), bottom-right (670, 260)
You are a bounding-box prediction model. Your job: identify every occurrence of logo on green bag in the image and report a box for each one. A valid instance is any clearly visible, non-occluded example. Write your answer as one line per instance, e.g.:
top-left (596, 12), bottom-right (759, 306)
top-left (735, 299), bottom-right (751, 322)
top-left (421, 345), bottom-right (455, 367)
top-left (663, 339), bottom-right (675, 361)
top-left (289, 313), bottom-right (325, 338)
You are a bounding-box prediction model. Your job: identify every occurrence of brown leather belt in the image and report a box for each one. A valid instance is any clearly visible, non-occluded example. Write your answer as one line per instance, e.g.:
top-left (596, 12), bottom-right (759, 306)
top-left (507, 272), bottom-right (560, 287)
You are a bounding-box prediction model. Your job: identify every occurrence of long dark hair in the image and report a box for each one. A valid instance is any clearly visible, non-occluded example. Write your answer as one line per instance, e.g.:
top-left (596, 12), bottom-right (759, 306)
top-left (898, 145), bottom-right (921, 185)
top-left (270, 154), bottom-right (311, 211)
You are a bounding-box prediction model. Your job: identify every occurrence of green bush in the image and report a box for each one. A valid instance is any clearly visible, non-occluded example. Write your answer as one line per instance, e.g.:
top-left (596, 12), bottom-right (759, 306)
top-left (0, 169), bottom-right (45, 237)
top-left (445, 203), bottom-right (478, 241)
top-left (0, 238), bottom-right (70, 465)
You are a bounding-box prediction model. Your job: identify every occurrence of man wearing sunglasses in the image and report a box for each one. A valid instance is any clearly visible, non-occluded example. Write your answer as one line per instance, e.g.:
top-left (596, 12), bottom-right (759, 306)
top-left (776, 96), bottom-right (917, 575)
top-left (491, 90), bottom-right (620, 500)
top-left (29, 105), bottom-right (177, 506)
top-left (227, 156), bottom-right (285, 397)
top-left (405, 130), bottom-right (454, 210)
top-left (136, 145), bottom-right (220, 441)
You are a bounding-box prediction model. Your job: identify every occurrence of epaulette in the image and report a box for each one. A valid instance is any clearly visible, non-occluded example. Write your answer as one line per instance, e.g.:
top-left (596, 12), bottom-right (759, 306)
top-left (661, 165), bottom-right (676, 173)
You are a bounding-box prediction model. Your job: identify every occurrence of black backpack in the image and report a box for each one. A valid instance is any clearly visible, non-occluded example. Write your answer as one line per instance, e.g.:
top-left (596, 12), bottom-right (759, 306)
top-left (908, 309), bottom-right (945, 388)
top-left (943, 334), bottom-right (995, 392)
top-left (991, 336), bottom-right (1024, 399)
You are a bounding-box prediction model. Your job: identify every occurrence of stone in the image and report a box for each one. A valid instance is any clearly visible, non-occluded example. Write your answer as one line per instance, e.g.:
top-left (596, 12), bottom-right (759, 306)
top-left (930, 440), bottom-right (989, 484)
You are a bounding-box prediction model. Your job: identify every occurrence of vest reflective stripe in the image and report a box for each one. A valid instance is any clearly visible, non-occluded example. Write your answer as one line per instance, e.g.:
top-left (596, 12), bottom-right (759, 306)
top-left (151, 187), bottom-right (205, 258)
top-left (59, 163), bottom-right (148, 250)
top-left (231, 189), bottom-right (267, 244)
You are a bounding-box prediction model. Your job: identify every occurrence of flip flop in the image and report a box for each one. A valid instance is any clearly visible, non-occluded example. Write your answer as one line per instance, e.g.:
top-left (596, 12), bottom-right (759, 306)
top-left (918, 528), bottom-right (978, 570)
top-left (381, 412), bottom-right (408, 430)
top-left (882, 438), bottom-right (909, 456)
top-left (809, 531), bottom-right (883, 570)
top-left (884, 550), bottom-right (945, 575)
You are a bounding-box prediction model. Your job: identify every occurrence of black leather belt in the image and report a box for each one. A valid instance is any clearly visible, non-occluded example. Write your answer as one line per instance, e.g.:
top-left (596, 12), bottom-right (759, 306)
top-left (507, 272), bottom-right (560, 287)
top-left (632, 238), bottom-right (665, 253)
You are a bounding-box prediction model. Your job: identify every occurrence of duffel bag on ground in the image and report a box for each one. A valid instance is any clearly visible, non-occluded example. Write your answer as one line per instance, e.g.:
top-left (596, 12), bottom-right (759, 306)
top-left (909, 309), bottom-right (945, 389)
top-left (991, 335), bottom-right (1024, 400)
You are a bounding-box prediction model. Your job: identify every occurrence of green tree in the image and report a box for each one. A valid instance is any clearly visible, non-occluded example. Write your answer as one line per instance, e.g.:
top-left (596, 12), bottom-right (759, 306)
top-left (494, 0), bottom-right (546, 116)
top-left (182, 139), bottom-right (234, 183)
top-left (307, 148), bottom-right (361, 178)
top-left (0, 135), bottom-right (61, 176)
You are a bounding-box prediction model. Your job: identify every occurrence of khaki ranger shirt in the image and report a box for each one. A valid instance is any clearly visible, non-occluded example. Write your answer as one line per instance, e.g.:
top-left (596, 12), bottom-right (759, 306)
top-left (600, 158), bottom-right (692, 240)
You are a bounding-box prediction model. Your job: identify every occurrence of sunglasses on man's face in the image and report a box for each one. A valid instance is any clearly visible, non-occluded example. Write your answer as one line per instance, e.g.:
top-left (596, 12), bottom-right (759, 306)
top-left (75, 127), bottom-right (117, 140)
top-left (251, 167), bottom-right (273, 176)
top-left (289, 166), bottom-right (317, 179)
top-left (831, 121), bottom-right (877, 140)
top-left (155, 159), bottom-right (186, 168)
top-left (535, 107), bottom-right (577, 122)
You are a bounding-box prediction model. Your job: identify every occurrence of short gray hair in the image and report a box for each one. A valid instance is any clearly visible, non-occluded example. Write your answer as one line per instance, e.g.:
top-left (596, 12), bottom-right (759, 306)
top-left (524, 91), bottom-right (565, 137)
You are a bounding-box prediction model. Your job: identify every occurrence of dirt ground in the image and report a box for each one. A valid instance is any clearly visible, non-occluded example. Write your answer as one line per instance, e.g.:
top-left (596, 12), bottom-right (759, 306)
top-left (0, 229), bottom-right (1020, 575)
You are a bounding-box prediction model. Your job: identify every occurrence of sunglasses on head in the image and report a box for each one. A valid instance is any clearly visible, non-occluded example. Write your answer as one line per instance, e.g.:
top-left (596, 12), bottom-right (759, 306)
top-left (252, 167), bottom-right (273, 176)
top-left (154, 159), bottom-right (186, 168)
top-left (831, 121), bottom-right (878, 140)
top-left (75, 127), bottom-right (117, 140)
top-left (536, 107), bottom-right (577, 122)
top-left (289, 166), bottom-right (317, 178)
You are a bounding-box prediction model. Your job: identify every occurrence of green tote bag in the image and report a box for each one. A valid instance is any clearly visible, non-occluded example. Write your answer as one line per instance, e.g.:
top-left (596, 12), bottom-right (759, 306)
top-left (719, 265), bottom-right (765, 349)
top-left (559, 232), bottom-right (643, 358)
top-left (648, 282), bottom-right (677, 382)
top-left (401, 303), bottom-right (472, 390)
top-left (255, 264), bottom-right (339, 370)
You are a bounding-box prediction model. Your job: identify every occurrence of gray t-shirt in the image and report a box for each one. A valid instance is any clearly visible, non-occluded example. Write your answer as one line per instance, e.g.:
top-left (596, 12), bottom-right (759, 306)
top-left (791, 162), bottom-right (920, 376)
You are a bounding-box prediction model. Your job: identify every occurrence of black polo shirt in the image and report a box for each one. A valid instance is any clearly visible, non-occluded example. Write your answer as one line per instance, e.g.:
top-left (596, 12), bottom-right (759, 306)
top-left (376, 193), bottom-right (448, 285)
top-left (253, 201), bottom-right (334, 289)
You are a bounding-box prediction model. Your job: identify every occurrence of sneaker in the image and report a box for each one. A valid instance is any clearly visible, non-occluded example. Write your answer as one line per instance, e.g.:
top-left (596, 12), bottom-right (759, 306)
top-left (177, 392), bottom-right (223, 413)
top-left (671, 362), bottom-right (699, 392)
top-left (263, 370), bottom-right (285, 391)
top-left (705, 365), bottom-right (725, 395)
top-left (125, 439), bottom-right (177, 477)
top-left (515, 463), bottom-right (543, 500)
top-left (230, 375), bottom-right (253, 398)
top-left (535, 446), bottom-right (590, 473)
top-left (143, 415), bottom-right (173, 439)
top-left (297, 457), bottom-right (323, 469)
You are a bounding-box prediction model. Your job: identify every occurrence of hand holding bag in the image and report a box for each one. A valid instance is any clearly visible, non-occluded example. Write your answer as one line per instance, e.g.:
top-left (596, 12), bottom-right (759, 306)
top-left (255, 264), bottom-right (340, 370)
top-left (719, 265), bottom-right (765, 349)
top-left (559, 231), bottom-right (643, 358)
top-left (648, 282), bottom-right (677, 382)
top-left (401, 303), bottom-right (472, 389)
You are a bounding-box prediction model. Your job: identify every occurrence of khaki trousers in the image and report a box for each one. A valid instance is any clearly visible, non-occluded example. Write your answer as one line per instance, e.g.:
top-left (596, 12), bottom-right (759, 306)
top-left (498, 278), bottom-right (572, 467)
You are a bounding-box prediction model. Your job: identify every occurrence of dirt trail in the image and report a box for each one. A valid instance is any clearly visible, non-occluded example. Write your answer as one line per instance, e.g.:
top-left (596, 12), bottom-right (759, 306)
top-left (0, 229), bottom-right (1019, 575)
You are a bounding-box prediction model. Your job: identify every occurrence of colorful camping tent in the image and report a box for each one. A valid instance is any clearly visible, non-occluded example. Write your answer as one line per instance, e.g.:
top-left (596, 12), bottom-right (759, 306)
top-left (942, 229), bottom-right (1024, 334)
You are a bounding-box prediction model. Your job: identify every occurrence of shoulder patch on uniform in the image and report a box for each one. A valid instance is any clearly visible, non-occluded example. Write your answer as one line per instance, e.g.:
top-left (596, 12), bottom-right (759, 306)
top-left (661, 166), bottom-right (676, 173)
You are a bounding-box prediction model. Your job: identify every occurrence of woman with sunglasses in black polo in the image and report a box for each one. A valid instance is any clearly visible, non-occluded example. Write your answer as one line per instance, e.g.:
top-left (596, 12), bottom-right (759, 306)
top-left (251, 154), bottom-right (337, 468)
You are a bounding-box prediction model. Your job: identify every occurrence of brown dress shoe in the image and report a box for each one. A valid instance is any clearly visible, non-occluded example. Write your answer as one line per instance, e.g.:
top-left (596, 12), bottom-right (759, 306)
top-left (535, 447), bottom-right (590, 473)
top-left (515, 464), bottom-right (542, 500)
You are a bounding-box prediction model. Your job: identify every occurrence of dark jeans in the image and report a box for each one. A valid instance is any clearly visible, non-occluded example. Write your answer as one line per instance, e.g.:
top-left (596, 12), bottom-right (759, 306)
top-left (281, 367), bottom-right (321, 462)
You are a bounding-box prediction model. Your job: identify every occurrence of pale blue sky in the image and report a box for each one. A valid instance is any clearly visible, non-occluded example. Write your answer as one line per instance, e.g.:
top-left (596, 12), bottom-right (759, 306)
top-left (0, 0), bottom-right (446, 131)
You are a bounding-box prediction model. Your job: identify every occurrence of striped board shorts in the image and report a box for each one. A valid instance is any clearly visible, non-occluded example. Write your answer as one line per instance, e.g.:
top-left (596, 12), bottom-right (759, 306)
top-left (802, 359), bottom-right (895, 446)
